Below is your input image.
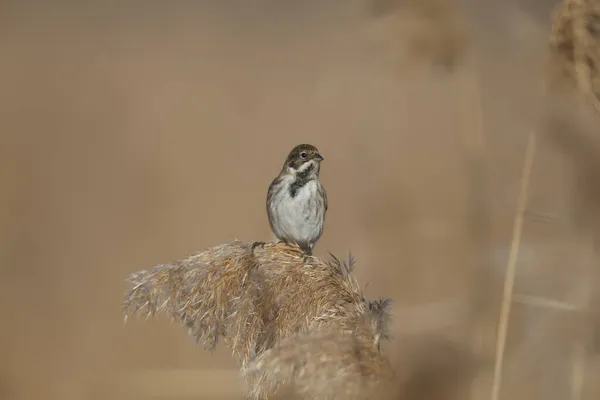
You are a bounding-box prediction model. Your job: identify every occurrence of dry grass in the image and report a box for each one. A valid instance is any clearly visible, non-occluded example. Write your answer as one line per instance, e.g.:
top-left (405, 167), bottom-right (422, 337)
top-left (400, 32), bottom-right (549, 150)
top-left (123, 241), bottom-right (392, 399)
top-left (549, 0), bottom-right (600, 113)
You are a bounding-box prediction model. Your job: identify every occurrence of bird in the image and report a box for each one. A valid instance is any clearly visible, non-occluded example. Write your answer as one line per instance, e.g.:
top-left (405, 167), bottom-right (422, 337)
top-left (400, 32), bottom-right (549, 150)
top-left (265, 144), bottom-right (327, 255)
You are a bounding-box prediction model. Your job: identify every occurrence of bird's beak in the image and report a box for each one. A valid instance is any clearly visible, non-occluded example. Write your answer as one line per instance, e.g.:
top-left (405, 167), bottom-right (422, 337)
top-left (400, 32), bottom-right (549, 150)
top-left (314, 153), bottom-right (324, 162)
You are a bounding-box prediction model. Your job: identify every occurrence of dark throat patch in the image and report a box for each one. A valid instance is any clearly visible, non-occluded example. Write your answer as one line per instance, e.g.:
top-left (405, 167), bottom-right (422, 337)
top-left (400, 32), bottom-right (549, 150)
top-left (289, 163), bottom-right (314, 198)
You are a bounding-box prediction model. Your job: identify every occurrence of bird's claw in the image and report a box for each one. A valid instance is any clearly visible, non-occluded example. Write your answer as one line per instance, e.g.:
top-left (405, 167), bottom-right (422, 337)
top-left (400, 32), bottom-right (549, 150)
top-left (251, 241), bottom-right (267, 251)
top-left (301, 246), bottom-right (313, 262)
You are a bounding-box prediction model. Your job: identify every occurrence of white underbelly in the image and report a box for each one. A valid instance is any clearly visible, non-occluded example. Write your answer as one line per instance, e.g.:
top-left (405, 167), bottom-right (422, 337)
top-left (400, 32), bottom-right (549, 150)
top-left (273, 181), bottom-right (324, 244)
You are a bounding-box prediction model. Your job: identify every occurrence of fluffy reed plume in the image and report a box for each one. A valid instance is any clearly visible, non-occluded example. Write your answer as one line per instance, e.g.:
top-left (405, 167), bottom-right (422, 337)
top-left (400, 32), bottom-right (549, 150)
top-left (124, 241), bottom-right (269, 364)
top-left (549, 0), bottom-right (600, 112)
top-left (246, 331), bottom-right (395, 400)
top-left (123, 241), bottom-right (392, 399)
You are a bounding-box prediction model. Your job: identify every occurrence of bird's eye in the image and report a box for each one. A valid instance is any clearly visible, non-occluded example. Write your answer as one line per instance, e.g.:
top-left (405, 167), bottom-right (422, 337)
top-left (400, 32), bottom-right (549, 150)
top-left (300, 152), bottom-right (308, 159)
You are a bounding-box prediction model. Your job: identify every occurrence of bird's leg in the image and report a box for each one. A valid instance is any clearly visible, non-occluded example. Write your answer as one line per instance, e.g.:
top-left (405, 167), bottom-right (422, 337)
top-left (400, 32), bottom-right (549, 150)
top-left (301, 244), bottom-right (313, 263)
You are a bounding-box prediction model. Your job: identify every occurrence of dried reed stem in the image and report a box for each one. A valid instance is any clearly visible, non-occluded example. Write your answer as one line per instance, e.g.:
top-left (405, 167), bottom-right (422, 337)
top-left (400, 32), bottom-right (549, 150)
top-left (490, 130), bottom-right (537, 400)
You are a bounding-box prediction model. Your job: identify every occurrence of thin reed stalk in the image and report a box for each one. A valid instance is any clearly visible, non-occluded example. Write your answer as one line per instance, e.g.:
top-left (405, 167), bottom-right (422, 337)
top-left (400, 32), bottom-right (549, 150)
top-left (490, 130), bottom-right (537, 400)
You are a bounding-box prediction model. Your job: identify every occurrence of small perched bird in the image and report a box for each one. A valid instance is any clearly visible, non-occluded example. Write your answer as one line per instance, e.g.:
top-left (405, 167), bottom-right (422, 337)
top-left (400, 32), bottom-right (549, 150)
top-left (266, 144), bottom-right (327, 255)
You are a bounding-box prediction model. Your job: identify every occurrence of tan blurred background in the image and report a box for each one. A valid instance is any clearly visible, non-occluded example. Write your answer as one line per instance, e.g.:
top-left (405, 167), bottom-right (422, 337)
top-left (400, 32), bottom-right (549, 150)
top-left (4, 1), bottom-right (600, 399)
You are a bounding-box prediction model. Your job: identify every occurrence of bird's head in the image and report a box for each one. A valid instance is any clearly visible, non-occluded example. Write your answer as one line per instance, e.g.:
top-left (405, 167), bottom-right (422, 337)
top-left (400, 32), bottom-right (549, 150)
top-left (282, 144), bottom-right (324, 177)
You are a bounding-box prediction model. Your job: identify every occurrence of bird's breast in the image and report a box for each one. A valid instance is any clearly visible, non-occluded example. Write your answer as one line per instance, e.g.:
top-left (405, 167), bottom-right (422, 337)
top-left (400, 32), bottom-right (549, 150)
top-left (290, 179), bottom-right (319, 202)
